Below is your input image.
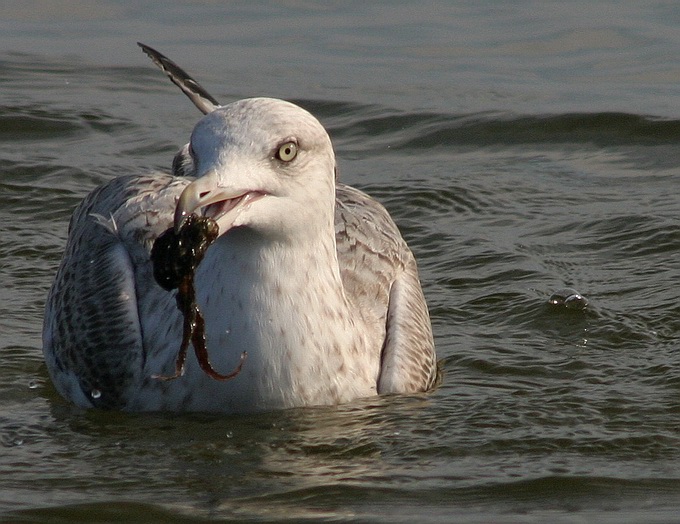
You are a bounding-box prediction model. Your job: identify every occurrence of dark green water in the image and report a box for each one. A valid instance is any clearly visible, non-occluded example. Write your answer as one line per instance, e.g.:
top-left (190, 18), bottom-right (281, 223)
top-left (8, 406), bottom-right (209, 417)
top-left (1, 2), bottom-right (679, 522)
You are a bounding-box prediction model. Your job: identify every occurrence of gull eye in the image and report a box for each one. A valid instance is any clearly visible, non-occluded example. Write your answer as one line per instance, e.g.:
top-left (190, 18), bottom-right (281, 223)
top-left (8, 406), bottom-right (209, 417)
top-left (276, 141), bottom-right (298, 162)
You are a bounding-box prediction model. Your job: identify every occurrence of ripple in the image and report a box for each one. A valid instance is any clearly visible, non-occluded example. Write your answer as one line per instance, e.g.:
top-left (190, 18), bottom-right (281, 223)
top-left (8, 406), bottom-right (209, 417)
top-left (330, 110), bottom-right (680, 154)
top-left (0, 105), bottom-right (130, 142)
top-left (2, 29), bottom-right (680, 523)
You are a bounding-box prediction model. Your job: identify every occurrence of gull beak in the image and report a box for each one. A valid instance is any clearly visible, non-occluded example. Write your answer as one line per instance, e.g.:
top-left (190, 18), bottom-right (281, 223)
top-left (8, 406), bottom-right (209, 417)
top-left (175, 170), bottom-right (223, 232)
top-left (174, 170), bottom-right (264, 234)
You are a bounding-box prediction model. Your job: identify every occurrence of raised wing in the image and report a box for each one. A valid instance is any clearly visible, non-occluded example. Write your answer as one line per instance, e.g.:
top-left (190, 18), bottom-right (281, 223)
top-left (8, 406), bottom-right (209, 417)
top-left (138, 42), bottom-right (219, 115)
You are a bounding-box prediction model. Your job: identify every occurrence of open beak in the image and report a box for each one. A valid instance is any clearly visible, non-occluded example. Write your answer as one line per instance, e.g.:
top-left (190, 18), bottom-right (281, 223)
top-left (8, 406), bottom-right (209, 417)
top-left (174, 170), bottom-right (264, 234)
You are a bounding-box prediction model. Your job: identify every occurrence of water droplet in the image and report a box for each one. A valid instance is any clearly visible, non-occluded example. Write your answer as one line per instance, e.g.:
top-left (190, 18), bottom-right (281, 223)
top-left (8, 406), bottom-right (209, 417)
top-left (564, 294), bottom-right (588, 310)
top-left (90, 389), bottom-right (102, 400)
top-left (548, 288), bottom-right (588, 310)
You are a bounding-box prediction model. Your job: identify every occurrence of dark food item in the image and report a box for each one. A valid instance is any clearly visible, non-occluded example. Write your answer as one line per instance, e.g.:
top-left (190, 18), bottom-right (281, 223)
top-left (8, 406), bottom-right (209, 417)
top-left (150, 214), bottom-right (246, 381)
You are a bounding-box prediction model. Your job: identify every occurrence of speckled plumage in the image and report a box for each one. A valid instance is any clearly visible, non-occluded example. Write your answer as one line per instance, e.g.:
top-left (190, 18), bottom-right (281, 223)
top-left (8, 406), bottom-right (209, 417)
top-left (42, 47), bottom-right (437, 413)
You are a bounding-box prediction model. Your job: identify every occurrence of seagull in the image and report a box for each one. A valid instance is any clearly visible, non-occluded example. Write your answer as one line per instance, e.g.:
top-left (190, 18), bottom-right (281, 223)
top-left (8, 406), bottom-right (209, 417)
top-left (42, 44), bottom-right (437, 413)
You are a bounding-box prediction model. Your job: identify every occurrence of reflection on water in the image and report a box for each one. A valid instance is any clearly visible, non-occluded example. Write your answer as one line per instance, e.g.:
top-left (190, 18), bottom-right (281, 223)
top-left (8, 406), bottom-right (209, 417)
top-left (2, 1), bottom-right (680, 522)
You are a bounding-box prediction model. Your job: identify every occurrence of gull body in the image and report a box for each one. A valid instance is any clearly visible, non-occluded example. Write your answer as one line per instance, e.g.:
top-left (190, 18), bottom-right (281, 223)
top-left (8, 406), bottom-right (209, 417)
top-left (42, 48), bottom-right (437, 413)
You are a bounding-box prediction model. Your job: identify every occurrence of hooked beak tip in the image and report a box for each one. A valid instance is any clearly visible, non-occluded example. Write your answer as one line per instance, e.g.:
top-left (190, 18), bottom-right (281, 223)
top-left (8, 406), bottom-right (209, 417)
top-left (174, 208), bottom-right (190, 234)
top-left (174, 174), bottom-right (214, 232)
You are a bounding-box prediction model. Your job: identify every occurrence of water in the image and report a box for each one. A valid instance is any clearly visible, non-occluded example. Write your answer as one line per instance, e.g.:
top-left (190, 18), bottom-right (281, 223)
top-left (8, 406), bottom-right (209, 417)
top-left (1, 1), bottom-right (680, 522)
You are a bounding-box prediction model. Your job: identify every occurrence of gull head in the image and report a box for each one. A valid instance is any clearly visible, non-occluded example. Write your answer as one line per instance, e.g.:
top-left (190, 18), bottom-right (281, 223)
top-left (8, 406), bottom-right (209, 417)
top-left (174, 98), bottom-right (336, 241)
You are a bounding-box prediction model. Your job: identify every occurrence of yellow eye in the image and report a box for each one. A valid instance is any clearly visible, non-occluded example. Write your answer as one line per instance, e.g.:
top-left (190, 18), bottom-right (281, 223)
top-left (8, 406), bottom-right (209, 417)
top-left (276, 141), bottom-right (298, 162)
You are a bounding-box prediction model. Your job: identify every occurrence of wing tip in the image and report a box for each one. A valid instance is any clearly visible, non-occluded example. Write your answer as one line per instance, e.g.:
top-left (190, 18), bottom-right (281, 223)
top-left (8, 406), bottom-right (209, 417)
top-left (137, 41), bottom-right (220, 115)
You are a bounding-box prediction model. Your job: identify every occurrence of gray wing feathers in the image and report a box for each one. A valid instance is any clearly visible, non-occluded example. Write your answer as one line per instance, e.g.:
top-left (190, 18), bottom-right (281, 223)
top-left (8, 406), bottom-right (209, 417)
top-left (44, 193), bottom-right (143, 409)
top-left (378, 257), bottom-right (437, 393)
top-left (42, 174), bottom-right (185, 409)
top-left (335, 184), bottom-right (437, 393)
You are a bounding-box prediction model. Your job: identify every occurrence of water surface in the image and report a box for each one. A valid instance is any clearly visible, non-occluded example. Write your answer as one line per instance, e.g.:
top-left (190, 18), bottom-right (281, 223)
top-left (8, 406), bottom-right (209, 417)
top-left (1, 1), bottom-right (679, 522)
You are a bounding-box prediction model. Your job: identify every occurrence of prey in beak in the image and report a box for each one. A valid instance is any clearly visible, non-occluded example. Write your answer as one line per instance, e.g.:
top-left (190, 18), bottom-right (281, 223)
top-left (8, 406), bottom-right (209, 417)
top-left (150, 173), bottom-right (252, 382)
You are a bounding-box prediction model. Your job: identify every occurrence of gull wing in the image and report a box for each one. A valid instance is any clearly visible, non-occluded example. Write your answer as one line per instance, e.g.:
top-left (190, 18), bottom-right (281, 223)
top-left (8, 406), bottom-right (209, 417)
top-left (335, 184), bottom-right (437, 393)
top-left (42, 174), bottom-right (187, 409)
top-left (138, 42), bottom-right (219, 115)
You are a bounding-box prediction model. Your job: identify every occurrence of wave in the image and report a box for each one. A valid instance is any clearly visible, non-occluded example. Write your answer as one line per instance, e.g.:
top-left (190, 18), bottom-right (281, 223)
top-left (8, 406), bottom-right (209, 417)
top-left (317, 104), bottom-right (680, 150)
